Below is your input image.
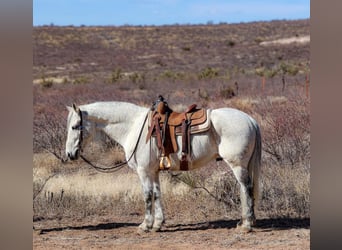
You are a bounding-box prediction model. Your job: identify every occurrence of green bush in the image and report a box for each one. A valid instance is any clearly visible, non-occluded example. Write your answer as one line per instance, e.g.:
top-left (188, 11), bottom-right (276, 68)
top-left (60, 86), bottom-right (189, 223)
top-left (73, 75), bottom-right (89, 84)
top-left (109, 68), bottom-right (123, 83)
top-left (198, 67), bottom-right (219, 79)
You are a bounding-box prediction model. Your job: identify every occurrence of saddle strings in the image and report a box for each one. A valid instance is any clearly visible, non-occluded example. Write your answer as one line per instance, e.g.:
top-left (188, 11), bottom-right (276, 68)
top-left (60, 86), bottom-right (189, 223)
top-left (79, 110), bottom-right (149, 173)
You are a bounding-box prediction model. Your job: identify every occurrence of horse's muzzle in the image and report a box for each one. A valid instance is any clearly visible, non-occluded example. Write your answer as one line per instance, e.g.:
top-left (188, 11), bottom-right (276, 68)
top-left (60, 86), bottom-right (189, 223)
top-left (67, 149), bottom-right (79, 160)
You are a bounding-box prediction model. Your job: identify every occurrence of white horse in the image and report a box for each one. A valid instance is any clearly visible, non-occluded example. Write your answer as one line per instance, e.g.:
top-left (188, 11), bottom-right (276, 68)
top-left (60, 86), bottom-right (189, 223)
top-left (65, 101), bottom-right (261, 232)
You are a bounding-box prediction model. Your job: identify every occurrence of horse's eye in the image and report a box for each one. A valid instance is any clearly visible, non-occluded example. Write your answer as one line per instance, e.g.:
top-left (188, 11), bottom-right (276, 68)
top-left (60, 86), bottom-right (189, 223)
top-left (72, 125), bottom-right (80, 130)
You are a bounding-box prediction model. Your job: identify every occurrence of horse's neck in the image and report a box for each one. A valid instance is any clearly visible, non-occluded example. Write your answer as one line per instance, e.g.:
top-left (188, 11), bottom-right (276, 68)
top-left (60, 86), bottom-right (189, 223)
top-left (81, 102), bottom-right (148, 148)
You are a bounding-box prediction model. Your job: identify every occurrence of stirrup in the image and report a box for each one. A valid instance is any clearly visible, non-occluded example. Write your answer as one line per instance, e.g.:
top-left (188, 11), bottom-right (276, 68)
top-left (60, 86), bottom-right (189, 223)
top-left (159, 155), bottom-right (171, 170)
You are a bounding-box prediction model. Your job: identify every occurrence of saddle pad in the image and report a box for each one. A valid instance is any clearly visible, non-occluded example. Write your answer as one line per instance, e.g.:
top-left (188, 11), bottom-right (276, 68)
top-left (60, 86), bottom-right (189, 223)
top-left (175, 110), bottom-right (211, 135)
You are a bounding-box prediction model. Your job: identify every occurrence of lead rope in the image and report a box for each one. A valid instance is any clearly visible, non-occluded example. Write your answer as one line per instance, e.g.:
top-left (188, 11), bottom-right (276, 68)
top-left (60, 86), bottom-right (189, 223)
top-left (80, 111), bottom-right (149, 173)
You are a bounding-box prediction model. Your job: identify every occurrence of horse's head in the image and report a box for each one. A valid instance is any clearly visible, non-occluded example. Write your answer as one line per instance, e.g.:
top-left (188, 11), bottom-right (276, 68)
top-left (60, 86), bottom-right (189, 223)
top-left (65, 103), bottom-right (83, 160)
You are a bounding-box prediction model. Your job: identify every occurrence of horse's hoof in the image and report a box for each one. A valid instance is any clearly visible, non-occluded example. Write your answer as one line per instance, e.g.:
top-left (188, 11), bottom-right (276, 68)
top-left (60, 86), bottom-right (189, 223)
top-left (236, 225), bottom-right (253, 233)
top-left (236, 221), bottom-right (253, 233)
top-left (137, 223), bottom-right (151, 234)
top-left (137, 227), bottom-right (150, 234)
top-left (151, 227), bottom-right (161, 232)
top-left (251, 219), bottom-right (256, 227)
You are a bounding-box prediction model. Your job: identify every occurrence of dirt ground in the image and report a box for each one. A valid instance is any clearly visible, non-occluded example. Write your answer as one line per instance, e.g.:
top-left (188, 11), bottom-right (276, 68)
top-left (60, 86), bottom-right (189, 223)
top-left (33, 215), bottom-right (309, 249)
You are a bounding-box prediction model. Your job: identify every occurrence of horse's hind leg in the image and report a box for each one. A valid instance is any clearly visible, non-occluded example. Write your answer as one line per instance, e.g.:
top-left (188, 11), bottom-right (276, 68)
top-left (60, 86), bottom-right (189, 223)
top-left (231, 165), bottom-right (256, 232)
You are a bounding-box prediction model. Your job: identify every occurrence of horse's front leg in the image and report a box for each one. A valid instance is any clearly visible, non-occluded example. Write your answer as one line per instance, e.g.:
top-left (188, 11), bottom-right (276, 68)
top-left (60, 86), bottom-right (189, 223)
top-left (152, 172), bottom-right (164, 232)
top-left (140, 189), bottom-right (154, 232)
top-left (139, 184), bottom-right (154, 232)
top-left (137, 167), bottom-right (155, 232)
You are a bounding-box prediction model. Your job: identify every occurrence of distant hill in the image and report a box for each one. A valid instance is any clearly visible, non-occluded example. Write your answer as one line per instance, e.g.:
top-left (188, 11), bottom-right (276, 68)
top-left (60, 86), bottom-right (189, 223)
top-left (33, 19), bottom-right (309, 86)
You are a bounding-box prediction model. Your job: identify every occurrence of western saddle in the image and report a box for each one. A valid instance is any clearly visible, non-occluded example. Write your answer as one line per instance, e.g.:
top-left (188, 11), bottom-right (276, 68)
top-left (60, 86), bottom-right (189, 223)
top-left (146, 95), bottom-right (209, 170)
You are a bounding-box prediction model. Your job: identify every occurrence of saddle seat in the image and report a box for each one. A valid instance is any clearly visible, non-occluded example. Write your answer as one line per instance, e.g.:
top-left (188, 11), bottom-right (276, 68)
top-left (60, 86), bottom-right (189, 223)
top-left (146, 96), bottom-right (210, 170)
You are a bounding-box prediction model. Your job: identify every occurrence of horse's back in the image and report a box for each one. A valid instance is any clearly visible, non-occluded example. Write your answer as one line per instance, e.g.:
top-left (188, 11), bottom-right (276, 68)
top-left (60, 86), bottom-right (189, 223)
top-left (210, 108), bottom-right (257, 135)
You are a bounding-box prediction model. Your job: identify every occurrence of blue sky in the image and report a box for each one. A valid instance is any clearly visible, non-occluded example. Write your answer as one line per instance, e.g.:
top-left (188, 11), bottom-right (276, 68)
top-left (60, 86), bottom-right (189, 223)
top-left (33, 0), bottom-right (310, 26)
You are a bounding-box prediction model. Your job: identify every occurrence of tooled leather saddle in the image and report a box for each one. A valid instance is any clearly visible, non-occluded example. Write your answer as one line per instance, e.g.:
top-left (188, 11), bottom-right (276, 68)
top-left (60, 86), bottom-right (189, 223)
top-left (146, 95), bottom-right (210, 170)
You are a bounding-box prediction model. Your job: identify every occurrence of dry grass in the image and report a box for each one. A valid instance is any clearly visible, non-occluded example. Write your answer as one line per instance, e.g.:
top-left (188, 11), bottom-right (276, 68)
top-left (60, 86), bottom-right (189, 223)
top-left (33, 150), bottom-right (196, 220)
top-left (260, 164), bottom-right (310, 218)
top-left (34, 143), bottom-right (309, 223)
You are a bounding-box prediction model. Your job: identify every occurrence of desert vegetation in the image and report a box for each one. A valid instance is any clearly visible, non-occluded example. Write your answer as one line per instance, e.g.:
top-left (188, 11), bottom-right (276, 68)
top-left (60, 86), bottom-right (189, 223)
top-left (33, 19), bottom-right (310, 226)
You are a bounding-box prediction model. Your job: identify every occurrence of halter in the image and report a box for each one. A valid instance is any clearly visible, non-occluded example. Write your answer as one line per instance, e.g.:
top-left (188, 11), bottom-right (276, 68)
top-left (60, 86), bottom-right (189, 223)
top-left (75, 107), bottom-right (83, 151)
top-left (74, 108), bottom-right (149, 173)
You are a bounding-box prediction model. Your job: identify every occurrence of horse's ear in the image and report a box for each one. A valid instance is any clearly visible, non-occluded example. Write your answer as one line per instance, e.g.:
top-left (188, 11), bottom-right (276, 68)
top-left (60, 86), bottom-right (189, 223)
top-left (72, 103), bottom-right (79, 112)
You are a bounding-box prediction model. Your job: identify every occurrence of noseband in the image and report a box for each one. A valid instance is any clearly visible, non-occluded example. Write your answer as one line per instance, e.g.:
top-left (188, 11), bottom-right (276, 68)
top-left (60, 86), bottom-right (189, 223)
top-left (78, 108), bottom-right (83, 148)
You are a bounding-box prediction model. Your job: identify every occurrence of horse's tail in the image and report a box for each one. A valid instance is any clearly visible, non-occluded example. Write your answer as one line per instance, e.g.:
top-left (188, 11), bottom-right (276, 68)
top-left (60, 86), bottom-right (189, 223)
top-left (248, 119), bottom-right (262, 208)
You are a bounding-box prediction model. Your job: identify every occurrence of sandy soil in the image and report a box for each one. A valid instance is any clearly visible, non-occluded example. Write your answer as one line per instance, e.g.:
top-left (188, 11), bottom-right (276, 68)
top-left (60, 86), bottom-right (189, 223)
top-left (33, 215), bottom-right (309, 249)
top-left (260, 35), bottom-right (310, 46)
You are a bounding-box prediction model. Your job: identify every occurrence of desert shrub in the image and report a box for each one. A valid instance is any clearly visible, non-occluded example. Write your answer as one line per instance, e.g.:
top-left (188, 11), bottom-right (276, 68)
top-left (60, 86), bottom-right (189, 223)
top-left (279, 61), bottom-right (299, 76)
top-left (168, 166), bottom-right (241, 218)
top-left (33, 154), bottom-right (61, 203)
top-left (156, 58), bottom-right (166, 67)
top-left (225, 97), bottom-right (260, 114)
top-left (73, 75), bottom-right (89, 84)
top-left (198, 88), bottom-right (209, 100)
top-left (226, 39), bottom-right (236, 47)
top-left (33, 106), bottom-right (66, 160)
top-left (198, 67), bottom-right (219, 79)
top-left (255, 95), bottom-right (310, 217)
top-left (41, 78), bottom-right (54, 88)
top-left (171, 161), bottom-right (309, 219)
top-left (260, 163), bottom-right (310, 218)
top-left (33, 187), bottom-right (119, 219)
top-left (159, 70), bottom-right (185, 82)
top-left (220, 86), bottom-right (236, 99)
top-left (108, 68), bottom-right (123, 83)
top-left (254, 36), bottom-right (264, 44)
top-left (181, 46), bottom-right (191, 51)
top-left (127, 72), bottom-right (146, 90)
top-left (258, 96), bottom-right (310, 167)
top-left (222, 69), bottom-right (231, 81)
top-left (160, 70), bottom-right (176, 79)
top-left (255, 66), bottom-right (278, 78)
top-left (211, 172), bottom-right (240, 215)
top-left (129, 72), bottom-right (145, 85)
